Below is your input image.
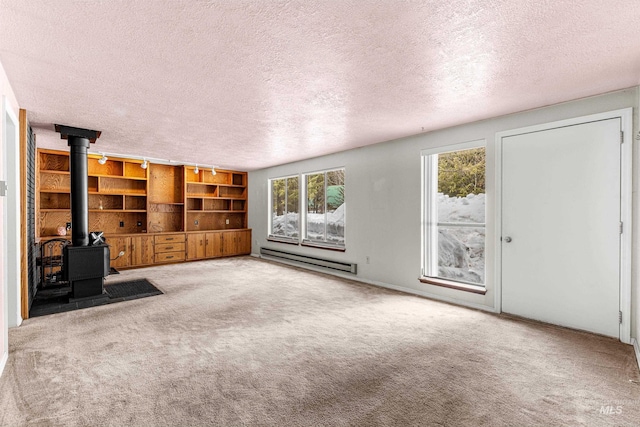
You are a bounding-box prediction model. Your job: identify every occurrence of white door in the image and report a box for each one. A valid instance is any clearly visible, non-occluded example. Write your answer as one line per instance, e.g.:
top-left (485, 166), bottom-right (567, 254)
top-left (501, 118), bottom-right (621, 338)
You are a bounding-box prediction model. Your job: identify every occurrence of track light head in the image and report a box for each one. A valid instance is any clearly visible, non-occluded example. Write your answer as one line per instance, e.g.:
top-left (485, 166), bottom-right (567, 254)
top-left (194, 164), bottom-right (199, 174)
top-left (98, 154), bottom-right (108, 165)
top-left (211, 167), bottom-right (216, 176)
top-left (141, 159), bottom-right (148, 169)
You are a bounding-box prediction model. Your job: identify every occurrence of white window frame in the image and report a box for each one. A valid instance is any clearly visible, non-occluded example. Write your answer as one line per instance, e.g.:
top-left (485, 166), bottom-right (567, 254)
top-left (421, 140), bottom-right (486, 290)
top-left (302, 167), bottom-right (346, 250)
top-left (268, 175), bottom-right (300, 243)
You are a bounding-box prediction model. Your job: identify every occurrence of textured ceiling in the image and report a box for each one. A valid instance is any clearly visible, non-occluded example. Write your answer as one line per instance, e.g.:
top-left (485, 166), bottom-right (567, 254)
top-left (1, 1), bottom-right (639, 170)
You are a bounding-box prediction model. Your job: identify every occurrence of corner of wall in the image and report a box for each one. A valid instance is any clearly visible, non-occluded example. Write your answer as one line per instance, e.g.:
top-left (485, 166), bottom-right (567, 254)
top-left (633, 86), bottom-right (640, 344)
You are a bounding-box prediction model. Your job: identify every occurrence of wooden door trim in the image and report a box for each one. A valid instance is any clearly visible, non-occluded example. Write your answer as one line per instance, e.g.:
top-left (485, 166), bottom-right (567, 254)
top-left (19, 109), bottom-right (28, 319)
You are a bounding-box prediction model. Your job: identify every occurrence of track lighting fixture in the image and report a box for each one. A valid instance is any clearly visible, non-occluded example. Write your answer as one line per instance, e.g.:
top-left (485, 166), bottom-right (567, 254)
top-left (92, 151), bottom-right (218, 174)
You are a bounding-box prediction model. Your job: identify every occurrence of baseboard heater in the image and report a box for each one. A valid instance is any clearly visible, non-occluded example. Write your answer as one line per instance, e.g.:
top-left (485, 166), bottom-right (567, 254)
top-left (260, 247), bottom-right (357, 274)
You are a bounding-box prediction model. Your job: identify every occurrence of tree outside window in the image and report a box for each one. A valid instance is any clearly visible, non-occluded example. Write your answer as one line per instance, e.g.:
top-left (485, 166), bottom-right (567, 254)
top-left (424, 144), bottom-right (485, 286)
top-left (270, 176), bottom-right (299, 239)
top-left (305, 168), bottom-right (345, 246)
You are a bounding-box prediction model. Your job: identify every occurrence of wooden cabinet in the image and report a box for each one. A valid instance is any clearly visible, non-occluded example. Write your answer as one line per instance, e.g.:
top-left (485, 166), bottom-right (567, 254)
top-left (154, 233), bottom-right (185, 263)
top-left (37, 149), bottom-right (251, 269)
top-left (187, 233), bottom-right (206, 260)
top-left (205, 232), bottom-right (223, 258)
top-left (204, 230), bottom-right (252, 257)
top-left (223, 230), bottom-right (251, 256)
top-left (112, 235), bottom-right (155, 268)
top-left (235, 230), bottom-right (252, 255)
top-left (108, 236), bottom-right (131, 269)
top-left (189, 230), bottom-right (252, 259)
top-left (131, 235), bottom-right (154, 266)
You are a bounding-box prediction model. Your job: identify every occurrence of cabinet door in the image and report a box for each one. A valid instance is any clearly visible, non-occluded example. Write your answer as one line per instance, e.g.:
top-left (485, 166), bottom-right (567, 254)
top-left (108, 236), bottom-right (131, 268)
top-left (131, 235), bottom-right (154, 266)
top-left (239, 230), bottom-right (251, 254)
top-left (187, 233), bottom-right (206, 260)
top-left (205, 232), bottom-right (223, 258)
top-left (222, 231), bottom-right (238, 256)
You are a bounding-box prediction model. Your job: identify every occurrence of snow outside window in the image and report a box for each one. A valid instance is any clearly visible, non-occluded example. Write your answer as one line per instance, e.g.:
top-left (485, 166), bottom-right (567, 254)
top-left (270, 176), bottom-right (299, 240)
top-left (304, 168), bottom-right (345, 247)
top-left (423, 143), bottom-right (485, 286)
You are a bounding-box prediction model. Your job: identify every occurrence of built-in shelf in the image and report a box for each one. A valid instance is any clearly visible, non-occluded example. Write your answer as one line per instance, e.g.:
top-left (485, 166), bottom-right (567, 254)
top-left (37, 149), bottom-right (248, 238)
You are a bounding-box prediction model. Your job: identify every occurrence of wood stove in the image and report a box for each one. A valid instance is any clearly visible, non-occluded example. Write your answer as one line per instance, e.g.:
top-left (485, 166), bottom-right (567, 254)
top-left (63, 245), bottom-right (110, 299)
top-left (55, 124), bottom-right (110, 301)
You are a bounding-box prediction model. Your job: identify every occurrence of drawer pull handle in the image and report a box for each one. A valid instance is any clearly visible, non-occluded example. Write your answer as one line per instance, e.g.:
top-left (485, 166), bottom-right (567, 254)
top-left (166, 246), bottom-right (173, 250)
top-left (166, 256), bottom-right (174, 259)
top-left (166, 238), bottom-right (174, 241)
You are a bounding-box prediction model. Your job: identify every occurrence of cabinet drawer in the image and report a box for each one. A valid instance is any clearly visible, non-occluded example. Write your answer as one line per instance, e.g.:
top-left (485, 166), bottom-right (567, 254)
top-left (155, 242), bottom-right (185, 253)
top-left (155, 251), bottom-right (185, 263)
top-left (155, 234), bottom-right (185, 244)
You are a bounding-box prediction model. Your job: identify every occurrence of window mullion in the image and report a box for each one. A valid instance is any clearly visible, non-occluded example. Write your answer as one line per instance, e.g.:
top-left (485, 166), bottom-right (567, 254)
top-left (323, 172), bottom-right (327, 243)
top-left (427, 154), bottom-right (439, 277)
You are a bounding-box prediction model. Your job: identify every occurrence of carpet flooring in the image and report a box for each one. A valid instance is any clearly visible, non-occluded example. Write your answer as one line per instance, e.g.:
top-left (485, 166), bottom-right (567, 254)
top-left (1, 256), bottom-right (639, 426)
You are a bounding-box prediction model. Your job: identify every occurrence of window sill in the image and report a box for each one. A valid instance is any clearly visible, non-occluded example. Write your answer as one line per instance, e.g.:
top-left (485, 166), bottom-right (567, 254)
top-left (267, 236), bottom-right (300, 245)
top-left (418, 277), bottom-right (487, 295)
top-left (301, 241), bottom-right (346, 252)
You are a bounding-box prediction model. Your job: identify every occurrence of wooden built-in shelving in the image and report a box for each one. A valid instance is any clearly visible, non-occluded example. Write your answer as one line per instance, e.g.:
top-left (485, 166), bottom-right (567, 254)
top-left (184, 165), bottom-right (247, 232)
top-left (36, 148), bottom-right (250, 268)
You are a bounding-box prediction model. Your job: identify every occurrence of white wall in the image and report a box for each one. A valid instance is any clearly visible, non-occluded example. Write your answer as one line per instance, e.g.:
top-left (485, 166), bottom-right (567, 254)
top-left (0, 60), bottom-right (20, 377)
top-left (249, 88), bottom-right (639, 340)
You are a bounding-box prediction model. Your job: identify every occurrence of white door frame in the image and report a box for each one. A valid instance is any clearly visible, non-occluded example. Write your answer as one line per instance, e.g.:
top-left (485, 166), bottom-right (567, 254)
top-left (2, 96), bottom-right (21, 328)
top-left (495, 108), bottom-right (632, 344)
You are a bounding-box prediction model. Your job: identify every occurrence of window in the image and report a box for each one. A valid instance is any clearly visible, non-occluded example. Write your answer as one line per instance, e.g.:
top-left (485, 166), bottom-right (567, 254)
top-left (304, 168), bottom-right (345, 247)
top-left (422, 142), bottom-right (485, 289)
top-left (269, 176), bottom-right (299, 241)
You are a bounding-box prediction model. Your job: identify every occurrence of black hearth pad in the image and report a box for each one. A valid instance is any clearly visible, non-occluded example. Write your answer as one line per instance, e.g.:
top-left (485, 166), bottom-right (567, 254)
top-left (30, 279), bottom-right (162, 318)
top-left (105, 279), bottom-right (161, 300)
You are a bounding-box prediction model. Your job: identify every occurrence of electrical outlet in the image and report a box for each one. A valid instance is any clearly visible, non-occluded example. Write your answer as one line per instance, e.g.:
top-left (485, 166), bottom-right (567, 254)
top-left (225, 219), bottom-right (229, 225)
top-left (119, 221), bottom-right (124, 227)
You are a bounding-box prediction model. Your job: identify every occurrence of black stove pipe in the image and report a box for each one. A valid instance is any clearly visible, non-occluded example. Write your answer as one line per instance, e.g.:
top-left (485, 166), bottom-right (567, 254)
top-left (69, 136), bottom-right (90, 246)
top-left (54, 124), bottom-right (102, 247)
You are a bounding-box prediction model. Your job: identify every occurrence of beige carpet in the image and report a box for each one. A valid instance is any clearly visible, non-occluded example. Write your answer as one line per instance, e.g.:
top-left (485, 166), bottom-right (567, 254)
top-left (1, 256), bottom-right (639, 426)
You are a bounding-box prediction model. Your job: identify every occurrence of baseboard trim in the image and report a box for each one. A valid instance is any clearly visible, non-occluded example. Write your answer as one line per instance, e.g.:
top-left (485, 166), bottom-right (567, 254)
top-left (257, 254), bottom-right (496, 313)
top-left (0, 351), bottom-right (8, 378)
top-left (632, 338), bottom-right (640, 373)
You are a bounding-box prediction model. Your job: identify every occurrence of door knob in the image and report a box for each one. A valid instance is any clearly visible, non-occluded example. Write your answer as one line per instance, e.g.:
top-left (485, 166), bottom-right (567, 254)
top-left (504, 236), bottom-right (512, 243)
